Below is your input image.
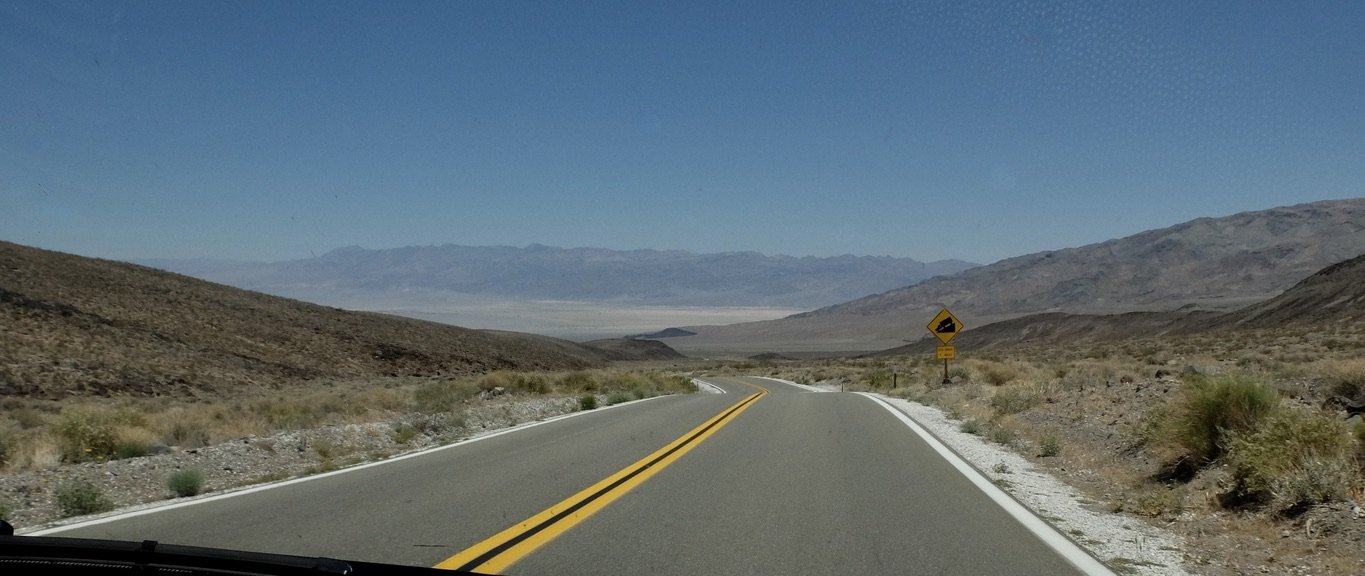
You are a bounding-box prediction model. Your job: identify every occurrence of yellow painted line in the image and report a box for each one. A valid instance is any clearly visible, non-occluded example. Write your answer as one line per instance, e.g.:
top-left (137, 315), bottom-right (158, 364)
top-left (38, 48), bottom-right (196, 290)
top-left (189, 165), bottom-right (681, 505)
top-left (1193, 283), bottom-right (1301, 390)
top-left (436, 380), bottom-right (766, 573)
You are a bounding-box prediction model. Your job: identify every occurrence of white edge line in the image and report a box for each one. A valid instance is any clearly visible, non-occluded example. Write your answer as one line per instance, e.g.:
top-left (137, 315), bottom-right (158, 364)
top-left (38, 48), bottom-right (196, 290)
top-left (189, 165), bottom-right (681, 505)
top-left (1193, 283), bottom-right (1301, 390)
top-left (855, 392), bottom-right (1117, 576)
top-left (690, 378), bottom-right (726, 394)
top-left (22, 394), bottom-right (670, 536)
top-left (748, 376), bottom-right (826, 393)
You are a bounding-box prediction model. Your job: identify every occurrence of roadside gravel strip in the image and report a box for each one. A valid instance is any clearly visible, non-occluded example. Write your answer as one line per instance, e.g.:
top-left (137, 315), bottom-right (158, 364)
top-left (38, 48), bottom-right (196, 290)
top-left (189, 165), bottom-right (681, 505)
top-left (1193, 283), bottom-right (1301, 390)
top-left (865, 392), bottom-right (1191, 576)
top-left (5, 394), bottom-right (666, 534)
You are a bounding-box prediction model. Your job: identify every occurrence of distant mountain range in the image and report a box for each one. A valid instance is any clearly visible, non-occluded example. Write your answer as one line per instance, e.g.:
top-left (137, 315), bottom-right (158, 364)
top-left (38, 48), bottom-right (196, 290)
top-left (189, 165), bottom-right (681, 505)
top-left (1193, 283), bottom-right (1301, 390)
top-left (668, 198), bottom-right (1365, 353)
top-left (139, 245), bottom-right (978, 309)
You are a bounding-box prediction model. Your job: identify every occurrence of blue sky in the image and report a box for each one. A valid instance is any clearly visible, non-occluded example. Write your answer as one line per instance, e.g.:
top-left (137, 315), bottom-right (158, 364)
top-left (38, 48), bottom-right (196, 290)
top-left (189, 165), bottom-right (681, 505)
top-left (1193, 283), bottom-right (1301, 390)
top-left (3, 1), bottom-right (1363, 265)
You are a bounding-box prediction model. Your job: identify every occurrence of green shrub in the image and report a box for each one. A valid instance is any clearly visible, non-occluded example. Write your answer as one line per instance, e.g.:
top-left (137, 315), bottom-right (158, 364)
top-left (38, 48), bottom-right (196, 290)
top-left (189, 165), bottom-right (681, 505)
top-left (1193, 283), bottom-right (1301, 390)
top-left (578, 395), bottom-right (598, 411)
top-left (1224, 406), bottom-right (1354, 513)
top-left (960, 419), bottom-right (981, 435)
top-left (56, 479), bottom-right (114, 517)
top-left (391, 423), bottom-right (418, 445)
top-left (990, 427), bottom-right (1016, 446)
top-left (1147, 374), bottom-right (1279, 465)
top-left (112, 428), bottom-right (155, 460)
top-left (55, 409), bottom-right (118, 462)
top-left (606, 391), bottom-right (632, 406)
top-left (167, 469), bottom-right (205, 498)
top-left (990, 387), bottom-right (1040, 415)
top-left (1037, 434), bottom-right (1061, 457)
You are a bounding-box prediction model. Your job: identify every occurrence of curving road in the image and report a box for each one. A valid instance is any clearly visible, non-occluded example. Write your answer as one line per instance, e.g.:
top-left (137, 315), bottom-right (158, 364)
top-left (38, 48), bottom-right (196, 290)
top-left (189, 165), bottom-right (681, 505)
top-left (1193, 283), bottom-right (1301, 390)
top-left (40, 377), bottom-right (1107, 575)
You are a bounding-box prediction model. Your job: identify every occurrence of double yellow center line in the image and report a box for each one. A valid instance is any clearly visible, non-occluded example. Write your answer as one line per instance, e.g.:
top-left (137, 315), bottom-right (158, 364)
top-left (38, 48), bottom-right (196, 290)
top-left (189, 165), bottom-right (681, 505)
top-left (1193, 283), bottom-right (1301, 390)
top-left (436, 381), bottom-right (766, 574)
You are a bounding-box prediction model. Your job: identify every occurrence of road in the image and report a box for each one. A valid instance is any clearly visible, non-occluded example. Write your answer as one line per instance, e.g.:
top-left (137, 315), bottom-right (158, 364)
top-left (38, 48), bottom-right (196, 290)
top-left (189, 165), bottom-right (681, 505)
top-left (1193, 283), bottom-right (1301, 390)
top-left (43, 377), bottom-right (1104, 575)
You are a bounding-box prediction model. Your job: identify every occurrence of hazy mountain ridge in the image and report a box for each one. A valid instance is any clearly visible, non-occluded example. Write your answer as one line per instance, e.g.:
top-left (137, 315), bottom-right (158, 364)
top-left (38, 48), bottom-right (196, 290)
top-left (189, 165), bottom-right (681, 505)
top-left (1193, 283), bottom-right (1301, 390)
top-left (672, 198), bottom-right (1365, 353)
top-left (140, 245), bottom-right (978, 309)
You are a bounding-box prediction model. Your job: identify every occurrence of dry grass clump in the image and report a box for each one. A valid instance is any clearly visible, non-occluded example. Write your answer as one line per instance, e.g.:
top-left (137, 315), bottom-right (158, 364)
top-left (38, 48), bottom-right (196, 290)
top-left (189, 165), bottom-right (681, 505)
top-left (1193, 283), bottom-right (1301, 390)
top-left (1316, 357), bottom-right (1365, 399)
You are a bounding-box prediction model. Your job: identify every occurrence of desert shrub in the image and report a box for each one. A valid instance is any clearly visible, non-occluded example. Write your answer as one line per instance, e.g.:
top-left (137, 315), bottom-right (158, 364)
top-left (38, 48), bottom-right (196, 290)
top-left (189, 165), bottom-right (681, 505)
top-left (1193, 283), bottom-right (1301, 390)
top-left (606, 391), bottom-right (632, 406)
top-left (162, 419), bottom-right (211, 448)
top-left (1060, 362), bottom-right (1118, 391)
top-left (1037, 434), bottom-right (1061, 457)
top-left (1322, 358), bottom-right (1365, 399)
top-left (560, 372), bottom-right (598, 392)
top-left (0, 425), bottom-right (12, 469)
top-left (1132, 484), bottom-right (1186, 518)
top-left (1146, 373), bottom-right (1279, 465)
top-left (960, 420), bottom-right (981, 435)
top-left (56, 479), bottom-right (114, 517)
top-left (253, 398), bottom-right (319, 430)
top-left (412, 380), bottom-right (476, 414)
top-left (510, 373), bottom-right (551, 395)
top-left (0, 496), bottom-right (11, 520)
top-left (112, 427), bottom-right (157, 459)
top-left (166, 468), bottom-right (204, 498)
top-left (391, 423), bottom-right (418, 445)
top-left (990, 427), bottom-right (1016, 446)
top-left (980, 362), bottom-right (1018, 386)
top-left (55, 409), bottom-right (119, 462)
top-left (578, 395), bottom-right (598, 411)
top-left (11, 407), bottom-right (46, 429)
top-left (862, 368), bottom-right (893, 389)
top-left (1224, 406), bottom-right (1355, 513)
top-left (991, 387), bottom-right (1039, 415)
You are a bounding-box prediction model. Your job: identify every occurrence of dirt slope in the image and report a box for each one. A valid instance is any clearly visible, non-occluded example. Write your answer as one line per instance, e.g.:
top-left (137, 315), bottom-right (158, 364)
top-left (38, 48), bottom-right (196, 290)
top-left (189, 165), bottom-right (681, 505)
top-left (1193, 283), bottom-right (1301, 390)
top-left (0, 241), bottom-right (604, 399)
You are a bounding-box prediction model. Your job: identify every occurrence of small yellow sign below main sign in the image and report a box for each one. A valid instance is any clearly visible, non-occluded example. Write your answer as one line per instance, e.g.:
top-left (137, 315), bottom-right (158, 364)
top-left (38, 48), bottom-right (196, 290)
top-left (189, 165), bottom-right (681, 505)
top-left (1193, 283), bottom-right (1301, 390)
top-left (927, 308), bottom-right (963, 345)
top-left (936, 346), bottom-right (956, 360)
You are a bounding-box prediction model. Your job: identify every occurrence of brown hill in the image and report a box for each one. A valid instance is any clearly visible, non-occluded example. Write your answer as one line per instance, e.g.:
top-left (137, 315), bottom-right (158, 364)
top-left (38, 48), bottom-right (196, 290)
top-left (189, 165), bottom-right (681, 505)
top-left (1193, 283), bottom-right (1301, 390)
top-left (0, 241), bottom-right (608, 400)
top-left (877, 251), bottom-right (1365, 355)
top-left (1217, 252), bottom-right (1365, 328)
top-left (670, 198), bottom-right (1365, 354)
top-left (580, 338), bottom-right (687, 361)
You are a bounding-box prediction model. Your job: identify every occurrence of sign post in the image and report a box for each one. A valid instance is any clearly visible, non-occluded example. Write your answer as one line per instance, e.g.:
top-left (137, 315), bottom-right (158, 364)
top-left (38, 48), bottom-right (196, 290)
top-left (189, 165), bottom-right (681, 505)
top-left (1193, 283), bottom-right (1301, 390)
top-left (927, 308), bottom-right (963, 384)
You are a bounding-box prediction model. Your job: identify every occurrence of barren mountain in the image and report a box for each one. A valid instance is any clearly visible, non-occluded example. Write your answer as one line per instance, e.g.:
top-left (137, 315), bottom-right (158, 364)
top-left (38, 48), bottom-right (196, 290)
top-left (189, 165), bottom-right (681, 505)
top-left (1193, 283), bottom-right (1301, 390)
top-left (879, 249), bottom-right (1365, 355)
top-left (670, 199), bottom-right (1365, 353)
top-left (0, 242), bottom-right (668, 400)
top-left (140, 245), bottom-right (977, 309)
top-left (1217, 251), bottom-right (1365, 328)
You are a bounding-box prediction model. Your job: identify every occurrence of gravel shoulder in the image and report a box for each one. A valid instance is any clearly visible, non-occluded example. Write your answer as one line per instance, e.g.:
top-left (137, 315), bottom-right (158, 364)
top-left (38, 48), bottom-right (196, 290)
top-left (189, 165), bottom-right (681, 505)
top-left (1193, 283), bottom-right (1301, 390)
top-left (2, 394), bottom-right (610, 533)
top-left (872, 392), bottom-right (1191, 575)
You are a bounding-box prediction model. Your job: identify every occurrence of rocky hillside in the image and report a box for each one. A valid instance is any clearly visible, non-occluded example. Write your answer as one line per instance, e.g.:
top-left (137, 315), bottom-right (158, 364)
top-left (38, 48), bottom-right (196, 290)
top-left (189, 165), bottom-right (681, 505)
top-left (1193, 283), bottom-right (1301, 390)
top-left (141, 244), bottom-right (977, 309)
top-left (0, 242), bottom-right (657, 400)
top-left (880, 250), bottom-right (1365, 355)
top-left (1218, 251), bottom-right (1365, 328)
top-left (671, 198), bottom-right (1365, 353)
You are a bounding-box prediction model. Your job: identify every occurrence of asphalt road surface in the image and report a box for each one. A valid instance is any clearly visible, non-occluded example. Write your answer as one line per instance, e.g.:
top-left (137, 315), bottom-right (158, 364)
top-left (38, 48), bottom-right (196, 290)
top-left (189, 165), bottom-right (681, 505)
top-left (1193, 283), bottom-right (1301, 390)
top-left (44, 377), bottom-right (1102, 575)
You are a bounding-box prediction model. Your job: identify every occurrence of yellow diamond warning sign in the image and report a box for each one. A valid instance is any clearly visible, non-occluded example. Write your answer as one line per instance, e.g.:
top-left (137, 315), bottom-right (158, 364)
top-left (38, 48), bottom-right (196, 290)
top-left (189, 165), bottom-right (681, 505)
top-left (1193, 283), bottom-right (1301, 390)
top-left (927, 308), bottom-right (963, 345)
